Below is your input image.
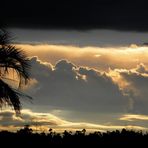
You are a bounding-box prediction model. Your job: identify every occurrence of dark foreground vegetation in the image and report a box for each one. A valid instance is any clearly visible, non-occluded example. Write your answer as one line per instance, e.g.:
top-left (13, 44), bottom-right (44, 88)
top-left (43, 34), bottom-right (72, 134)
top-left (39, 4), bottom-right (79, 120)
top-left (1, 126), bottom-right (148, 146)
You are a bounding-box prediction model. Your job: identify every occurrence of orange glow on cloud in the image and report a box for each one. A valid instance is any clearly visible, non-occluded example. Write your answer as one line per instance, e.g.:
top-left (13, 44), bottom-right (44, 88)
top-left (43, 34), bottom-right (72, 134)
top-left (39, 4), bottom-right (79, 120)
top-left (0, 109), bottom-right (147, 132)
top-left (15, 44), bottom-right (148, 71)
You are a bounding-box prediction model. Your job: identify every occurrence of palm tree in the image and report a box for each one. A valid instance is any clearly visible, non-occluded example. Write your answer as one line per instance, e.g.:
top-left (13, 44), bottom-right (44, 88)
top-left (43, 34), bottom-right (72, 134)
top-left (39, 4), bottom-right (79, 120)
top-left (0, 29), bottom-right (31, 114)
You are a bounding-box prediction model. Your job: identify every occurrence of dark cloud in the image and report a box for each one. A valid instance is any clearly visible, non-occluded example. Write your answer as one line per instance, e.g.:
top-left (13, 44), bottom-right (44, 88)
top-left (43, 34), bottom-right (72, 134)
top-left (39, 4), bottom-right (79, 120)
top-left (116, 64), bottom-right (148, 114)
top-left (2, 0), bottom-right (148, 31)
top-left (25, 58), bottom-right (148, 116)
top-left (25, 57), bottom-right (129, 113)
top-left (11, 29), bottom-right (148, 47)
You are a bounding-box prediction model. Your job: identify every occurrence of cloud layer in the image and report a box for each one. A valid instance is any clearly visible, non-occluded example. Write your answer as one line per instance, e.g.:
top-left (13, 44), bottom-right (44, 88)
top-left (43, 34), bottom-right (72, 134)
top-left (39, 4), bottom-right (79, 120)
top-left (2, 0), bottom-right (148, 31)
top-left (25, 57), bottom-right (128, 114)
top-left (0, 109), bottom-right (147, 132)
top-left (11, 29), bottom-right (148, 47)
top-left (15, 44), bottom-right (148, 71)
top-left (24, 56), bottom-right (148, 117)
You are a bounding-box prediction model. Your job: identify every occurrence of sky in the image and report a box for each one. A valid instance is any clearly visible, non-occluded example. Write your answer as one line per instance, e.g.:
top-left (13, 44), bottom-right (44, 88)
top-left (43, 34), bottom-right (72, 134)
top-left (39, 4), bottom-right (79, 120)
top-left (1, 0), bottom-right (148, 132)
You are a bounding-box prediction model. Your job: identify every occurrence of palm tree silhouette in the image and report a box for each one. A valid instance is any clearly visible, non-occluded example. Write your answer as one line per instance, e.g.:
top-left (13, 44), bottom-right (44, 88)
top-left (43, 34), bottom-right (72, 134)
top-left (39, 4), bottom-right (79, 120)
top-left (0, 29), bottom-right (31, 114)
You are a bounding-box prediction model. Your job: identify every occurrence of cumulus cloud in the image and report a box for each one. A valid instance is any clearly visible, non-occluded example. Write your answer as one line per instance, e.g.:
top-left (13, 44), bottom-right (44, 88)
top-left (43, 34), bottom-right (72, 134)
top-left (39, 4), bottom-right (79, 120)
top-left (25, 57), bottom-right (129, 114)
top-left (109, 63), bottom-right (148, 114)
top-left (28, 58), bottom-right (148, 115)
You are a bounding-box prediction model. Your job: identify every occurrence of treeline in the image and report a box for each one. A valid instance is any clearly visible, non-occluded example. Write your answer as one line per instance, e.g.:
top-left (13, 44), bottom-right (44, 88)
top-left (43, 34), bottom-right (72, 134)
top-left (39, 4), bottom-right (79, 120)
top-left (0, 125), bottom-right (148, 146)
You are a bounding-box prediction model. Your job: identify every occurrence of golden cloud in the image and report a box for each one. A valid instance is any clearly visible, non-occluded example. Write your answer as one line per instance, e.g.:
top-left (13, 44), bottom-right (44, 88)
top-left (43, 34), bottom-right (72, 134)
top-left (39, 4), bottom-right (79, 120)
top-left (0, 109), bottom-right (147, 132)
top-left (14, 44), bottom-right (148, 71)
top-left (120, 114), bottom-right (148, 121)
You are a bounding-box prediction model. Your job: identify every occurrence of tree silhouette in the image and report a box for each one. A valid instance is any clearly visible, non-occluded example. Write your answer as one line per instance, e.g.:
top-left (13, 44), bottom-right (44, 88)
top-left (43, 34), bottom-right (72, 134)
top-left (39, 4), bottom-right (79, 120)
top-left (0, 128), bottom-right (148, 146)
top-left (0, 29), bottom-right (31, 114)
top-left (17, 124), bottom-right (33, 134)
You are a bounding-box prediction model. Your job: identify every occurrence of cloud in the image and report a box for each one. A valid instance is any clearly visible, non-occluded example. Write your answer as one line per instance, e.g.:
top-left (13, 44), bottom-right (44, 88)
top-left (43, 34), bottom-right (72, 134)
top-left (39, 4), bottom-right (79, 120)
top-left (0, 109), bottom-right (147, 132)
top-left (120, 114), bottom-right (148, 121)
top-left (15, 44), bottom-right (148, 72)
top-left (24, 57), bottom-right (129, 114)
top-left (109, 63), bottom-right (148, 114)
top-left (12, 29), bottom-right (148, 47)
top-left (0, 109), bottom-right (63, 127)
top-left (24, 57), bottom-right (148, 116)
top-left (3, 0), bottom-right (148, 31)
top-left (1, 57), bottom-right (148, 131)
top-left (0, 109), bottom-right (66, 131)
top-left (135, 63), bottom-right (148, 74)
top-left (130, 44), bottom-right (139, 48)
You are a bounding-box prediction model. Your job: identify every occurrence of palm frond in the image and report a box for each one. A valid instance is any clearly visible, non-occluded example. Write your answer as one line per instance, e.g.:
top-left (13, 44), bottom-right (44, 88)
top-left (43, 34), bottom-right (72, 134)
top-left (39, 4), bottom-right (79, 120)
top-left (0, 79), bottom-right (21, 114)
top-left (0, 45), bottom-right (31, 87)
top-left (0, 29), bottom-right (31, 113)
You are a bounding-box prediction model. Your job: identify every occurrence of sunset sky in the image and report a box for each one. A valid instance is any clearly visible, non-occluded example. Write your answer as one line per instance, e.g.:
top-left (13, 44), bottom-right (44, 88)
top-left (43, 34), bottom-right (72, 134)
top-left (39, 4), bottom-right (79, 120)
top-left (1, 0), bottom-right (148, 132)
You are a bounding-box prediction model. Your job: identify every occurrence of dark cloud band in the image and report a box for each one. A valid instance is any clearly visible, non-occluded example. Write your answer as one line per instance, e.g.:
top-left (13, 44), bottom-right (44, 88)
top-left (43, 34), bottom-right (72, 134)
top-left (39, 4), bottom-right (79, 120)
top-left (1, 0), bottom-right (148, 31)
